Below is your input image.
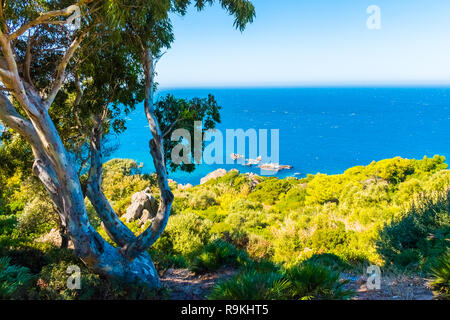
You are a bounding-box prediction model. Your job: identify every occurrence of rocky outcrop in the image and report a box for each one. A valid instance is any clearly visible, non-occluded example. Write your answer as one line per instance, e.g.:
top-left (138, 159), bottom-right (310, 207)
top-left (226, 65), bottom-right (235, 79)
top-left (178, 183), bottom-right (193, 190)
top-left (200, 168), bottom-right (228, 184)
top-left (123, 187), bottom-right (157, 224)
top-left (245, 172), bottom-right (261, 189)
top-left (36, 228), bottom-right (74, 249)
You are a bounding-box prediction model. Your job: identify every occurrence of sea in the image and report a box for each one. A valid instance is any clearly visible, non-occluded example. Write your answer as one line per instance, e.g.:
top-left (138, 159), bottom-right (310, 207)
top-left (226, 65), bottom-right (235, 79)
top-left (109, 87), bottom-right (450, 185)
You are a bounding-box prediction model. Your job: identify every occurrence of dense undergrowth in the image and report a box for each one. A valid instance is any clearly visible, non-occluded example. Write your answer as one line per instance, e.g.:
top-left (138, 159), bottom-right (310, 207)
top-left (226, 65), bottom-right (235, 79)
top-left (1, 154), bottom-right (449, 299)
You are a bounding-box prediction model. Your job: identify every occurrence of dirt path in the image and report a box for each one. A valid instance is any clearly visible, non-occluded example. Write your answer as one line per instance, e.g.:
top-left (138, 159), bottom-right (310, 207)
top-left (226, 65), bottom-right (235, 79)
top-left (160, 268), bottom-right (434, 300)
top-left (160, 268), bottom-right (237, 300)
top-left (341, 273), bottom-right (434, 300)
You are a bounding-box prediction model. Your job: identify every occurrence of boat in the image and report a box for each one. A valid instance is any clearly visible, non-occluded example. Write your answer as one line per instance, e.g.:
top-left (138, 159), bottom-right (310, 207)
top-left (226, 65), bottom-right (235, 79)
top-left (230, 153), bottom-right (244, 160)
top-left (258, 163), bottom-right (293, 171)
top-left (245, 156), bottom-right (263, 166)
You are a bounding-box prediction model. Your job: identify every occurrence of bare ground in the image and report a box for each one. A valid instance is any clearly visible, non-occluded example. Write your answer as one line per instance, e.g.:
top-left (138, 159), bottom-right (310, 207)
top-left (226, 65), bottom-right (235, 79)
top-left (160, 268), bottom-right (435, 300)
top-left (341, 273), bottom-right (434, 300)
top-left (160, 267), bottom-right (238, 300)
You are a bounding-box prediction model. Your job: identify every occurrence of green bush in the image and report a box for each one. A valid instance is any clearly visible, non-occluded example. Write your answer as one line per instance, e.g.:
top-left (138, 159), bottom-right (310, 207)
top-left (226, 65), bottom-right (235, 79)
top-left (38, 261), bottom-right (166, 300)
top-left (303, 253), bottom-right (352, 272)
top-left (429, 250), bottom-right (450, 300)
top-left (189, 190), bottom-right (217, 210)
top-left (149, 249), bottom-right (188, 271)
top-left (377, 190), bottom-right (450, 270)
top-left (189, 239), bottom-right (248, 274)
top-left (208, 271), bottom-right (290, 300)
top-left (283, 263), bottom-right (353, 300)
top-left (153, 212), bottom-right (213, 256)
top-left (248, 177), bottom-right (297, 205)
top-left (0, 256), bottom-right (35, 299)
top-left (209, 262), bottom-right (353, 300)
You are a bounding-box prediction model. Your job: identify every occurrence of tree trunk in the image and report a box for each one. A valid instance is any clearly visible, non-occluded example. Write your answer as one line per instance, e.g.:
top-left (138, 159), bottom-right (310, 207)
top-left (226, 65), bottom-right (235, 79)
top-left (0, 89), bottom-right (162, 289)
top-left (0, 19), bottom-right (168, 289)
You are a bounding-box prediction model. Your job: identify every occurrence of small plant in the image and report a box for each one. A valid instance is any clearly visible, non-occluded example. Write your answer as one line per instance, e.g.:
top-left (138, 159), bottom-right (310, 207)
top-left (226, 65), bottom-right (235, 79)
top-left (0, 256), bottom-right (35, 299)
top-left (189, 239), bottom-right (248, 274)
top-left (209, 261), bottom-right (354, 300)
top-left (208, 271), bottom-right (290, 300)
top-left (283, 263), bottom-right (354, 300)
top-left (303, 253), bottom-right (352, 272)
top-left (429, 250), bottom-right (450, 300)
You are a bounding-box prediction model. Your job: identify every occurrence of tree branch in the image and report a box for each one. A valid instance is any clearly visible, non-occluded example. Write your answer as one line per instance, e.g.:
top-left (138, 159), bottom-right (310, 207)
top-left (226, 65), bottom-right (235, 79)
top-left (121, 49), bottom-right (174, 259)
top-left (44, 30), bottom-right (87, 109)
top-left (0, 91), bottom-right (66, 226)
top-left (85, 115), bottom-right (137, 247)
top-left (0, 31), bottom-right (40, 116)
top-left (10, 5), bottom-right (81, 40)
top-left (23, 32), bottom-right (34, 87)
top-left (0, 91), bottom-right (36, 142)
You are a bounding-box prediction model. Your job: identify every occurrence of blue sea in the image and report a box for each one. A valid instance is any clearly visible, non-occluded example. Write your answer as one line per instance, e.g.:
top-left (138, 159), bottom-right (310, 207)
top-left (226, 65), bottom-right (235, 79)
top-left (110, 87), bottom-right (450, 185)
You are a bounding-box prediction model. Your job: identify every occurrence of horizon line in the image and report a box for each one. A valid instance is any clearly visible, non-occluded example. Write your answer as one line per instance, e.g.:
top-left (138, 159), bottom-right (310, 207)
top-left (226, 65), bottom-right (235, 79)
top-left (158, 82), bottom-right (450, 90)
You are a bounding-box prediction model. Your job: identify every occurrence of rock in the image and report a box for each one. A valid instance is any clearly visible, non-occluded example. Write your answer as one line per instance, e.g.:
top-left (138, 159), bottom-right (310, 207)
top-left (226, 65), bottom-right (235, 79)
top-left (200, 168), bottom-right (228, 184)
top-left (36, 228), bottom-right (74, 249)
top-left (139, 209), bottom-right (152, 225)
top-left (168, 179), bottom-right (177, 185)
top-left (178, 183), bottom-right (193, 190)
top-left (245, 172), bottom-right (261, 188)
top-left (123, 187), bottom-right (157, 224)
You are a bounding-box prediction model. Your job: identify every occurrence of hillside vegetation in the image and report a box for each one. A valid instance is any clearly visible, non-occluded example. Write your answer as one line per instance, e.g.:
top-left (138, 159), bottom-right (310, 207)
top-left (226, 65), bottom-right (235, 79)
top-left (1, 155), bottom-right (449, 299)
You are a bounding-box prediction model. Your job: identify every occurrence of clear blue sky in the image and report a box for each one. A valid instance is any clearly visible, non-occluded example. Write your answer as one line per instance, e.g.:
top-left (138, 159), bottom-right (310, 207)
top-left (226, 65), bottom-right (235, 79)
top-left (157, 0), bottom-right (450, 87)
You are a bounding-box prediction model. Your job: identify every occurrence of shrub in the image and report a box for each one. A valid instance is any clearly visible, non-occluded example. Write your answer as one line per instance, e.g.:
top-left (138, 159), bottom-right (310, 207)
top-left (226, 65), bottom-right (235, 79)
top-left (429, 250), bottom-right (450, 300)
top-left (101, 159), bottom-right (155, 215)
top-left (0, 256), bottom-right (35, 299)
top-left (153, 212), bottom-right (213, 256)
top-left (248, 177), bottom-right (297, 205)
top-left (377, 190), bottom-right (450, 270)
top-left (37, 261), bottom-right (166, 300)
top-left (189, 190), bottom-right (217, 210)
top-left (149, 249), bottom-right (188, 271)
top-left (283, 263), bottom-right (354, 300)
top-left (303, 253), bottom-right (352, 272)
top-left (209, 262), bottom-right (354, 300)
top-left (0, 246), bottom-right (47, 274)
top-left (18, 196), bottom-right (59, 237)
top-left (208, 271), bottom-right (289, 300)
top-left (189, 239), bottom-right (248, 274)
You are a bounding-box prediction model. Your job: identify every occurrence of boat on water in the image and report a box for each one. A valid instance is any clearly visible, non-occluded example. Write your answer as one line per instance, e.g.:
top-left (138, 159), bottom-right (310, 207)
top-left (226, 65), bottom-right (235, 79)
top-left (258, 163), bottom-right (293, 171)
top-left (230, 153), bottom-right (244, 160)
top-left (243, 156), bottom-right (263, 166)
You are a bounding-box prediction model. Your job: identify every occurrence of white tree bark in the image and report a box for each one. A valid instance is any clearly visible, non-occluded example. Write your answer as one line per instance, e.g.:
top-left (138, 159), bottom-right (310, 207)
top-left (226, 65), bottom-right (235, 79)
top-left (0, 8), bottom-right (171, 288)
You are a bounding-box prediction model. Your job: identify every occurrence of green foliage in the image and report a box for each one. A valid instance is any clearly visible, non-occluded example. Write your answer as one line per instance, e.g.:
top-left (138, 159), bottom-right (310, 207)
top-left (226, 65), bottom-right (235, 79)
top-left (208, 271), bottom-right (289, 300)
top-left (154, 212), bottom-right (213, 256)
top-left (209, 262), bottom-right (353, 300)
top-left (0, 257), bottom-right (35, 299)
top-left (377, 190), bottom-right (450, 271)
top-left (156, 94), bottom-right (222, 173)
top-left (100, 159), bottom-right (155, 215)
top-left (248, 177), bottom-right (297, 205)
top-left (189, 190), bottom-right (217, 210)
top-left (189, 239), bottom-right (248, 273)
top-left (429, 250), bottom-right (450, 300)
top-left (2, 153), bottom-right (449, 299)
top-left (37, 261), bottom-right (167, 300)
top-left (303, 253), bottom-right (352, 272)
top-left (149, 249), bottom-right (188, 271)
top-left (283, 263), bottom-right (354, 300)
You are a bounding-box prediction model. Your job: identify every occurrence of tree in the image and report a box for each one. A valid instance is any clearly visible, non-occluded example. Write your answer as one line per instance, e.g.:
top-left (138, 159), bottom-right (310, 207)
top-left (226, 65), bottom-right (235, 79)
top-left (0, 0), bottom-right (254, 288)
